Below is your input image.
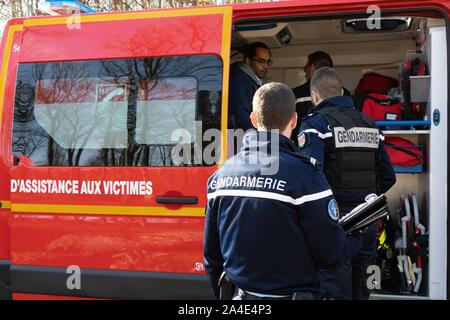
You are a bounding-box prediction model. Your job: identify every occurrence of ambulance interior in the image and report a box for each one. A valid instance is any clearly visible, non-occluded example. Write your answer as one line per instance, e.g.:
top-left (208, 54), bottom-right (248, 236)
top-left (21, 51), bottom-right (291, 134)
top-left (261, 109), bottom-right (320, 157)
top-left (231, 14), bottom-right (447, 299)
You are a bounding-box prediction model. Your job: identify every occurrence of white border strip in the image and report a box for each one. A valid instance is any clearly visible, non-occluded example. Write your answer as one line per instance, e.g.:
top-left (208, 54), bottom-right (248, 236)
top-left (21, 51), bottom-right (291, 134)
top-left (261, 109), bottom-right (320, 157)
top-left (207, 189), bottom-right (332, 206)
top-left (296, 96), bottom-right (312, 103)
top-left (300, 129), bottom-right (333, 139)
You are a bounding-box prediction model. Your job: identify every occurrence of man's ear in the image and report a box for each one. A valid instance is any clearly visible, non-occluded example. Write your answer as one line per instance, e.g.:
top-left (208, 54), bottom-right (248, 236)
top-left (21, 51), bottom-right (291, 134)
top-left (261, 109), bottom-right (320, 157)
top-left (290, 112), bottom-right (298, 129)
top-left (310, 64), bottom-right (317, 76)
top-left (250, 112), bottom-right (259, 129)
top-left (311, 89), bottom-right (320, 107)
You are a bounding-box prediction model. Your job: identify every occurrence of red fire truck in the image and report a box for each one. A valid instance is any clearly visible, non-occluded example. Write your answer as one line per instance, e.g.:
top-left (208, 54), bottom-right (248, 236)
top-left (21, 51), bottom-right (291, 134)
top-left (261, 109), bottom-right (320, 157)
top-left (0, 0), bottom-right (448, 299)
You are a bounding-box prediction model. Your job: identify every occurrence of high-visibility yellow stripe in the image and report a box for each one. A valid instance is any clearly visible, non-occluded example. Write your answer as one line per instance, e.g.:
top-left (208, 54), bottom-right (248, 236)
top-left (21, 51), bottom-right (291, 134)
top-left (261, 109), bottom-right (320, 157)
top-left (12, 203), bottom-right (205, 217)
top-left (219, 6), bottom-right (232, 167)
top-left (377, 228), bottom-right (389, 250)
top-left (23, 6), bottom-right (230, 27)
top-left (0, 201), bottom-right (11, 209)
top-left (0, 24), bottom-right (24, 128)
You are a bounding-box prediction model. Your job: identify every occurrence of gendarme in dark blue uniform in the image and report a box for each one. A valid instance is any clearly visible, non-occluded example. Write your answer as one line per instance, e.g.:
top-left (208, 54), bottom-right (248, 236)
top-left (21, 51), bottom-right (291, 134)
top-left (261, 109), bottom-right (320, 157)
top-left (298, 96), bottom-right (396, 212)
top-left (204, 130), bottom-right (362, 299)
top-left (298, 95), bottom-right (396, 299)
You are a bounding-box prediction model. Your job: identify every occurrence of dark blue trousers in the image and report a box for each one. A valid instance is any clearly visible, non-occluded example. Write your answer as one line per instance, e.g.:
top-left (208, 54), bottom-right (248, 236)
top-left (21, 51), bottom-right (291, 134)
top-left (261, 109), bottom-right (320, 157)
top-left (319, 223), bottom-right (378, 300)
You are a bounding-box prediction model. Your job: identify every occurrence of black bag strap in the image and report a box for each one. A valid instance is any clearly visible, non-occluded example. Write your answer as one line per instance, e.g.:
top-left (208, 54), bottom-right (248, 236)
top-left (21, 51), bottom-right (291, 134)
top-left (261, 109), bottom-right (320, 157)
top-left (317, 107), bottom-right (354, 130)
top-left (319, 105), bottom-right (376, 129)
top-left (384, 142), bottom-right (424, 160)
top-left (353, 95), bottom-right (365, 111)
top-left (364, 94), bottom-right (400, 106)
top-left (358, 112), bottom-right (377, 128)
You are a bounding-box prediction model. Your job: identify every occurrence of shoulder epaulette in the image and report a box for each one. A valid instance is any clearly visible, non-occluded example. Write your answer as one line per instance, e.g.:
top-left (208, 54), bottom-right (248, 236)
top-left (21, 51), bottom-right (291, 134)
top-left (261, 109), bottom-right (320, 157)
top-left (287, 150), bottom-right (322, 170)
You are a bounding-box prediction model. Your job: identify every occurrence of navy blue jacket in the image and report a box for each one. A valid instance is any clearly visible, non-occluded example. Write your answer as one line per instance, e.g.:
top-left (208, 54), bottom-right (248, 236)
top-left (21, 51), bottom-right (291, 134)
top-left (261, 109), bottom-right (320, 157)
top-left (204, 131), bottom-right (363, 299)
top-left (292, 80), bottom-right (314, 138)
top-left (228, 62), bottom-right (262, 131)
top-left (298, 96), bottom-right (396, 213)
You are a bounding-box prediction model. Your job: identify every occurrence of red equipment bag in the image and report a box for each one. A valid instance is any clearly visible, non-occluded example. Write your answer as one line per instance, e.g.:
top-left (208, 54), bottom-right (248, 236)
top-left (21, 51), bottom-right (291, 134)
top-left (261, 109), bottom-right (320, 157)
top-left (355, 72), bottom-right (399, 96)
top-left (401, 57), bottom-right (428, 120)
top-left (384, 137), bottom-right (424, 166)
top-left (354, 93), bottom-right (403, 121)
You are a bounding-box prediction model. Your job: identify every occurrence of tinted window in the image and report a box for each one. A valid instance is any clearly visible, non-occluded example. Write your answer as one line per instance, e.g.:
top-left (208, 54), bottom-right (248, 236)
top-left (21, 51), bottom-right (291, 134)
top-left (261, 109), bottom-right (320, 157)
top-left (13, 55), bottom-right (222, 166)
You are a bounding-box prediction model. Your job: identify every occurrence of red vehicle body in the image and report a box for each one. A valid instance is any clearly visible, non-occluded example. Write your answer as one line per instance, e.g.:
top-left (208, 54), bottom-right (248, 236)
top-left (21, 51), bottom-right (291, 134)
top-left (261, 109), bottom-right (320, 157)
top-left (0, 0), bottom-right (449, 299)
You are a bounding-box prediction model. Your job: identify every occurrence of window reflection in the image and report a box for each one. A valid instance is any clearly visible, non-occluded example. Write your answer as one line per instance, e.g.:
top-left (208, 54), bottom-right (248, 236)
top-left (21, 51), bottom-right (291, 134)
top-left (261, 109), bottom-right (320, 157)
top-left (136, 78), bottom-right (197, 145)
top-left (12, 55), bottom-right (222, 167)
top-left (34, 79), bottom-right (129, 149)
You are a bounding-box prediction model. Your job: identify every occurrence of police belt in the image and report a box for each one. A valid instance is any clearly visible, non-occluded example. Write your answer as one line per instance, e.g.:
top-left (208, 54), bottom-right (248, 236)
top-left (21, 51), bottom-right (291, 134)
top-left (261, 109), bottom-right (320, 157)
top-left (234, 288), bottom-right (319, 300)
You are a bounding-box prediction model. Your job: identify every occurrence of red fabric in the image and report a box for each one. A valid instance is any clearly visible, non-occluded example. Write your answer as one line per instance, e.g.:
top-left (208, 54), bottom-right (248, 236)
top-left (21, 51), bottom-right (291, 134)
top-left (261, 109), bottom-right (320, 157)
top-left (384, 137), bottom-right (423, 166)
top-left (401, 58), bottom-right (428, 120)
top-left (361, 94), bottom-right (403, 121)
top-left (405, 59), bottom-right (427, 118)
top-left (355, 72), bottom-right (399, 96)
top-left (416, 62), bottom-right (427, 76)
top-left (403, 59), bottom-right (427, 76)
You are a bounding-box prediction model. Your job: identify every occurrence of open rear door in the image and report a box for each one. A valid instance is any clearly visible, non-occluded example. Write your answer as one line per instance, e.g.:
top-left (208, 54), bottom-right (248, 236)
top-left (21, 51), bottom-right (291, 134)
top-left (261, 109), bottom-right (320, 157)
top-left (6, 6), bottom-right (232, 299)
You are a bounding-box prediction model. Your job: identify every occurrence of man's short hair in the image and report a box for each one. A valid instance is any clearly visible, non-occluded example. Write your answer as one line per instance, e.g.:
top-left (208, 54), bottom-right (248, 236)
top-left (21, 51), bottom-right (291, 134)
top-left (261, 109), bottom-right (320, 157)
top-left (310, 67), bottom-right (343, 99)
top-left (252, 82), bottom-right (295, 130)
top-left (307, 51), bottom-right (334, 69)
top-left (242, 42), bottom-right (271, 61)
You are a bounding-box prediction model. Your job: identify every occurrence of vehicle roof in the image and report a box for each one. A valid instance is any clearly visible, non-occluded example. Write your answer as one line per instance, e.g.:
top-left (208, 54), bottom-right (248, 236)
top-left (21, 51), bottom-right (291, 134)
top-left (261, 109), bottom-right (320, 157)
top-left (0, 0), bottom-right (443, 36)
top-left (2, 0), bottom-right (434, 25)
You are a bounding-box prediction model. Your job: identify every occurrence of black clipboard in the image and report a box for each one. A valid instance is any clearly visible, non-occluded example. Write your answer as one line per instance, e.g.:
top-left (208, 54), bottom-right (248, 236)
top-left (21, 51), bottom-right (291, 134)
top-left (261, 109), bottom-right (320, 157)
top-left (339, 194), bottom-right (390, 234)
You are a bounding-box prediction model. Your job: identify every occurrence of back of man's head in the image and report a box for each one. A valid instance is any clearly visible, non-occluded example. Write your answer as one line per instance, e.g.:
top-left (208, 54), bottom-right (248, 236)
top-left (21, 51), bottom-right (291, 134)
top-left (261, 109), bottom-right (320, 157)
top-left (310, 67), bottom-right (343, 100)
top-left (308, 51), bottom-right (334, 69)
top-left (252, 82), bottom-right (296, 130)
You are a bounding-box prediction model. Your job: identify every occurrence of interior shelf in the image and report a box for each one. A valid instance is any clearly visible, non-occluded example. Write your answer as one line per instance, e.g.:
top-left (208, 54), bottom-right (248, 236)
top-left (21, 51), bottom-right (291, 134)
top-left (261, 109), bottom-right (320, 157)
top-left (375, 121), bottom-right (428, 174)
top-left (375, 120), bottom-right (431, 131)
top-left (382, 130), bottom-right (430, 135)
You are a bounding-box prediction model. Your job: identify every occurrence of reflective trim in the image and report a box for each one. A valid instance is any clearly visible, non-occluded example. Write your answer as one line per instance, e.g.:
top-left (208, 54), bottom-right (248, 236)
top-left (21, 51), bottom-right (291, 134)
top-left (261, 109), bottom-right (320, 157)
top-left (23, 6), bottom-right (232, 26)
top-left (0, 201), bottom-right (11, 209)
top-left (208, 189), bottom-right (333, 206)
top-left (11, 203), bottom-right (204, 217)
top-left (245, 289), bottom-right (290, 298)
top-left (296, 96), bottom-right (312, 103)
top-left (301, 129), bottom-right (333, 139)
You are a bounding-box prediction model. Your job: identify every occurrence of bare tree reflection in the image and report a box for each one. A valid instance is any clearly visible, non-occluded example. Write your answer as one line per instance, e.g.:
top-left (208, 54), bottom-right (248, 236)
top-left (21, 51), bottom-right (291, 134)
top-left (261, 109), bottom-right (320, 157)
top-left (12, 55), bottom-right (222, 167)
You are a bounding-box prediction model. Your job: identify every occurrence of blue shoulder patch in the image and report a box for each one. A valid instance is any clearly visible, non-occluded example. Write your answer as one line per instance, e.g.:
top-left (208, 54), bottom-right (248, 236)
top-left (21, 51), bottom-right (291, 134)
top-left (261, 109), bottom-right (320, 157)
top-left (328, 199), bottom-right (340, 221)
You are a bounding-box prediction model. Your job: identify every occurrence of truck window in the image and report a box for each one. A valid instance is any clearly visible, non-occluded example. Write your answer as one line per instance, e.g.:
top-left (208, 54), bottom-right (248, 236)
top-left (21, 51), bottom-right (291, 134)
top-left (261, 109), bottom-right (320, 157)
top-left (12, 55), bottom-right (222, 167)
